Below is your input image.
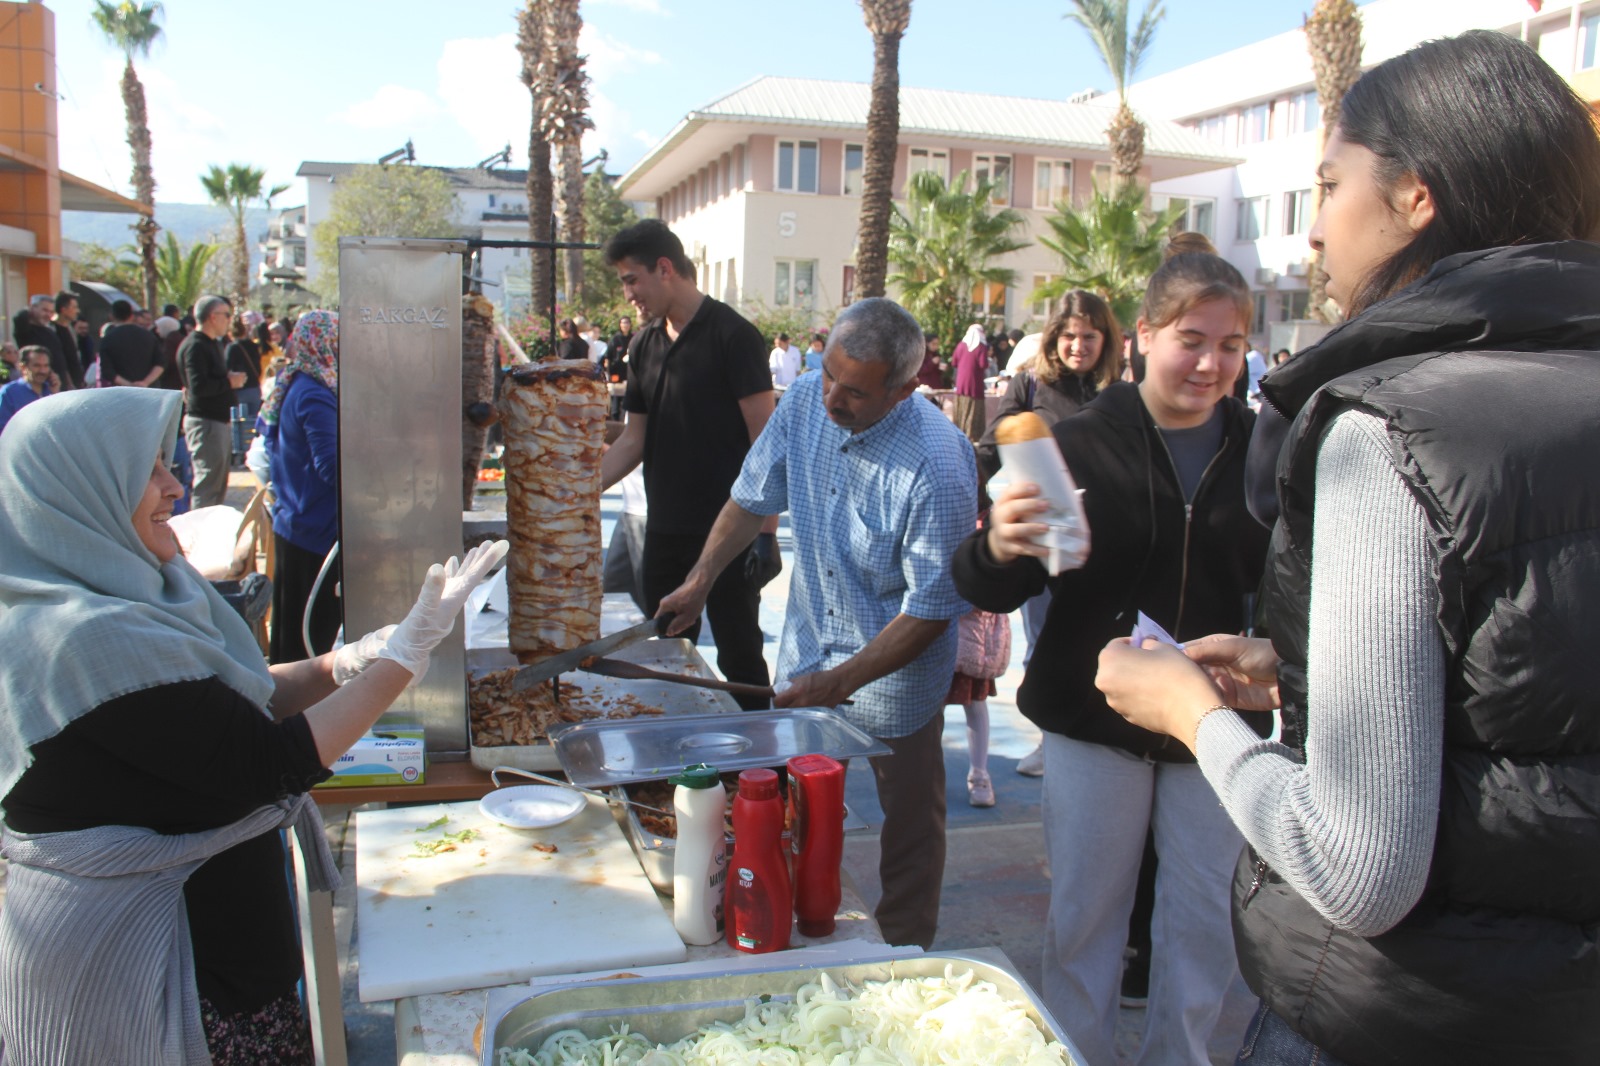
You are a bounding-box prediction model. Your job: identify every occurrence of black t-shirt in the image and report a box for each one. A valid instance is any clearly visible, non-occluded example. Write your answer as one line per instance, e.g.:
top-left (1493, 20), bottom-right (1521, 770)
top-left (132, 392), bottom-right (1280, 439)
top-left (100, 321), bottom-right (162, 386)
top-left (3, 677), bottom-right (332, 1013)
top-left (559, 336), bottom-right (591, 362)
top-left (623, 297), bottom-right (772, 535)
top-left (608, 331), bottom-right (634, 382)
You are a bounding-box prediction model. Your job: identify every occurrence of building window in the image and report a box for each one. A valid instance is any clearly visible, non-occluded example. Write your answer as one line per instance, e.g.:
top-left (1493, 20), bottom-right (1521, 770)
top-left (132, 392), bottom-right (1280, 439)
top-left (1287, 89), bottom-right (1320, 134)
top-left (1253, 292), bottom-right (1270, 335)
top-left (1280, 290), bottom-right (1311, 321)
top-left (1583, 13), bottom-right (1600, 70)
top-left (906, 147), bottom-right (949, 186)
top-left (1195, 112), bottom-right (1227, 145)
top-left (1238, 101), bottom-right (1271, 145)
top-left (488, 194), bottom-right (497, 208)
top-left (777, 139), bottom-right (819, 193)
top-left (1236, 196), bottom-right (1270, 242)
top-left (775, 259), bottom-right (817, 309)
top-left (1092, 162), bottom-right (1112, 191)
top-left (974, 153), bottom-right (1012, 205)
top-left (1034, 159), bottom-right (1073, 209)
top-left (971, 282), bottom-right (1006, 318)
top-left (1152, 194), bottom-right (1216, 240)
top-left (1284, 188), bottom-right (1314, 235)
top-left (293, 245), bottom-right (306, 268)
top-left (843, 143), bottom-right (864, 196)
top-left (842, 264), bottom-right (856, 305)
top-left (1032, 273), bottom-right (1060, 319)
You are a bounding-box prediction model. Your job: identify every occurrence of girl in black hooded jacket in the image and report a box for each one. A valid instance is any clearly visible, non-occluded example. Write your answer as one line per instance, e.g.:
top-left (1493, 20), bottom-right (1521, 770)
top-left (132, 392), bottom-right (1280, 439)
top-left (953, 236), bottom-right (1268, 1066)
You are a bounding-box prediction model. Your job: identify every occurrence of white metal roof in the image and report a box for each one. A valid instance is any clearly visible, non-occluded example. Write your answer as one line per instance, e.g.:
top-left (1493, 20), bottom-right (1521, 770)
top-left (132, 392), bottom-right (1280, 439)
top-left (620, 76), bottom-right (1241, 199)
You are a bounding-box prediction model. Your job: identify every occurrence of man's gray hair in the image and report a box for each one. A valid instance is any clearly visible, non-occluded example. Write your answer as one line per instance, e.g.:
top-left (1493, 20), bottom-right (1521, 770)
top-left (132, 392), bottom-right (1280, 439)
top-left (193, 294), bottom-right (231, 322)
top-left (824, 298), bottom-right (924, 388)
top-left (28, 294), bottom-right (53, 308)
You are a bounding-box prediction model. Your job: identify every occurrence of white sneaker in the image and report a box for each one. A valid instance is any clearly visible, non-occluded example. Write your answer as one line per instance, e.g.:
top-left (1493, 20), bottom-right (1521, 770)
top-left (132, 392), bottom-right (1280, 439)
top-left (967, 769), bottom-right (995, 808)
top-left (1016, 743), bottom-right (1045, 777)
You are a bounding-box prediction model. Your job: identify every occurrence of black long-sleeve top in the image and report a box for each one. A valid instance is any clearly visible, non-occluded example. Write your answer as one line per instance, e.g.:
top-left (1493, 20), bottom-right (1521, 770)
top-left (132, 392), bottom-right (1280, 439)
top-left (2, 678), bottom-right (332, 1013)
top-left (178, 331), bottom-right (236, 422)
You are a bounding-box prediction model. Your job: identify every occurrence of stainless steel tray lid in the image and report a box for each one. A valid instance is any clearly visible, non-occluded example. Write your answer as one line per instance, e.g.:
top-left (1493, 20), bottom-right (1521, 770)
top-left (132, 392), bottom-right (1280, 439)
top-left (550, 708), bottom-right (891, 788)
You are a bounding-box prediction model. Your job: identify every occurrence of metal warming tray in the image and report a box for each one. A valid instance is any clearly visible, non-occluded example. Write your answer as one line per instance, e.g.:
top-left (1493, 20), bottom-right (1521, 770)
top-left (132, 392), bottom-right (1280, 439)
top-left (549, 708), bottom-right (891, 789)
top-left (483, 950), bottom-right (1084, 1065)
top-left (467, 638), bottom-right (740, 772)
top-left (552, 708), bottom-right (889, 895)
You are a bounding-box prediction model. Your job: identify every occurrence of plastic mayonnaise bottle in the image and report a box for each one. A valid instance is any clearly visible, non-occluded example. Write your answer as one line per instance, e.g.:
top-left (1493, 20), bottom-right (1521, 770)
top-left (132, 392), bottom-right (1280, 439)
top-left (669, 763), bottom-right (727, 945)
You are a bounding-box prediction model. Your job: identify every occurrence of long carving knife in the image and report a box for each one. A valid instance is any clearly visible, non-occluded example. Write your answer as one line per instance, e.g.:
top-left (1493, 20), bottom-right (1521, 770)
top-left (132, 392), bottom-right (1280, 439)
top-left (510, 613), bottom-right (674, 692)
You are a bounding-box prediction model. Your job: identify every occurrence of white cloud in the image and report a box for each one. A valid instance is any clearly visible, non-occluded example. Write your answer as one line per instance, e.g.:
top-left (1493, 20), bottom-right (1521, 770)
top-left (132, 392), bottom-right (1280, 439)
top-left (436, 33), bottom-right (531, 161)
top-left (330, 85), bottom-right (444, 130)
top-left (578, 25), bottom-right (664, 84)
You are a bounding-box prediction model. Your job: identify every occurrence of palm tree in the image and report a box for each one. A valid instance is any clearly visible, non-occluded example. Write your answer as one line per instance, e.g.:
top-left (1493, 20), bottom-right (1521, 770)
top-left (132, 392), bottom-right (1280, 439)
top-left (90, 0), bottom-right (164, 313)
top-left (540, 0), bottom-right (593, 308)
top-left (1064, 0), bottom-right (1165, 190)
top-left (1034, 181), bottom-right (1183, 329)
top-left (200, 163), bottom-right (288, 303)
top-left (155, 233), bottom-right (217, 311)
top-left (888, 169), bottom-right (1029, 352)
top-left (1304, 0), bottom-right (1363, 322)
top-left (517, 1), bottom-right (555, 324)
top-left (855, 0), bottom-right (911, 301)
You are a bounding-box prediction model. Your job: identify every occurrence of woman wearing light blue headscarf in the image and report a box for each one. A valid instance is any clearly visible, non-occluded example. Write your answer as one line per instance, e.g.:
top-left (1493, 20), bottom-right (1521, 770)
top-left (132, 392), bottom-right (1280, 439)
top-left (0, 388), bottom-right (505, 1064)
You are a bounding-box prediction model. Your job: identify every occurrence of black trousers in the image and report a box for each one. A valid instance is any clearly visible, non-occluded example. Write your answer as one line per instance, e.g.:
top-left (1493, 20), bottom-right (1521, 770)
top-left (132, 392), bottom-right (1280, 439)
top-left (642, 529), bottom-right (770, 710)
top-left (270, 533), bottom-right (342, 663)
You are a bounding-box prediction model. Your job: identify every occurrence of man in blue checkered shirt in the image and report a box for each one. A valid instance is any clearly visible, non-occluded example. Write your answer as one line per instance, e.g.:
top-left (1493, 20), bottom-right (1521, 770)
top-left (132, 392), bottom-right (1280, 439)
top-left (660, 298), bottom-right (975, 948)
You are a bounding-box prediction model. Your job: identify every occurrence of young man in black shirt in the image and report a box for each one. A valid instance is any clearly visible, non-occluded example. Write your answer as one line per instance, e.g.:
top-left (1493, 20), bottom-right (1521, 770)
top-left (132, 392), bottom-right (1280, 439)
top-left (599, 220), bottom-right (778, 708)
top-left (99, 299), bottom-right (164, 388)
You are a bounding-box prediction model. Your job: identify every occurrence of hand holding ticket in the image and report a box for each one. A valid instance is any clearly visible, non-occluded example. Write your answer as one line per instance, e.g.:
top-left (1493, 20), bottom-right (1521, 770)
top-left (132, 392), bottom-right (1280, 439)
top-left (1130, 611), bottom-right (1184, 650)
top-left (994, 412), bottom-right (1091, 574)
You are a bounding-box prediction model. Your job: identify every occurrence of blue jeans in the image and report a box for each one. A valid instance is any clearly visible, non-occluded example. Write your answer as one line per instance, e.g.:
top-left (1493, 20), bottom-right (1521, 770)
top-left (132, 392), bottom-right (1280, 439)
top-left (1236, 1004), bottom-right (1352, 1066)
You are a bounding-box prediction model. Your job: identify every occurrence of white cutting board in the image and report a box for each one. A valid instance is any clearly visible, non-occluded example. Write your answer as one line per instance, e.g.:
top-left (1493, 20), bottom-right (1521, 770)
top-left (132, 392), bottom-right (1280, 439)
top-left (355, 797), bottom-right (687, 1001)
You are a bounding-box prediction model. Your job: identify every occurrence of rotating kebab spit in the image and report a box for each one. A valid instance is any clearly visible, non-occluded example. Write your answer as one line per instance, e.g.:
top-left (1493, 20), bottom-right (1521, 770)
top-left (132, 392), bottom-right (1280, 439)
top-left (466, 357), bottom-right (759, 772)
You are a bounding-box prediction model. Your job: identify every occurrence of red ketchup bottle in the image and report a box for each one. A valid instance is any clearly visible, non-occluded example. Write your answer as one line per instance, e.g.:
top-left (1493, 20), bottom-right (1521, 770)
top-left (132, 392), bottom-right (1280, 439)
top-left (724, 768), bottom-right (792, 953)
top-left (787, 754), bottom-right (845, 937)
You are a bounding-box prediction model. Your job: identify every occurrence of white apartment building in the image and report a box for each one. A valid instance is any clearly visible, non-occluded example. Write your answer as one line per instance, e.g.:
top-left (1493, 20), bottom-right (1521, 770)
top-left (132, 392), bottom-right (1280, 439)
top-left (258, 204), bottom-right (308, 294)
top-left (615, 76), bottom-right (1239, 331)
top-left (1127, 0), bottom-right (1600, 347)
top-left (295, 161), bottom-right (535, 298)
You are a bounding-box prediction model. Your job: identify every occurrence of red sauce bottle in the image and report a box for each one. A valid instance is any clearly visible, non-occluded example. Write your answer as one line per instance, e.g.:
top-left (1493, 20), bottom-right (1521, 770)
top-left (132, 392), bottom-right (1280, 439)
top-left (724, 768), bottom-right (792, 953)
top-left (787, 754), bottom-right (845, 937)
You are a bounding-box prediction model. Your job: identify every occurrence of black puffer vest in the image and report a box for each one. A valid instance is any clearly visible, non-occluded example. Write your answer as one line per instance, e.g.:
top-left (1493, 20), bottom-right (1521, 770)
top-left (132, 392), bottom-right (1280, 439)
top-left (1239, 243), bottom-right (1600, 1066)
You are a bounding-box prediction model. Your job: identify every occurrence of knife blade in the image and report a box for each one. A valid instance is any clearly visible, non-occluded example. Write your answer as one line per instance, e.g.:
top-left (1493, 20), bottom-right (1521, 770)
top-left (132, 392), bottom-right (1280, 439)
top-left (511, 613), bottom-right (674, 691)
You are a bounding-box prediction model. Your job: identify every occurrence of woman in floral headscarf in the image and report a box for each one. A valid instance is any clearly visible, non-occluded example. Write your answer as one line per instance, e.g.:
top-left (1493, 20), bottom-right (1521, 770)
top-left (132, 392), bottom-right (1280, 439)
top-left (259, 311), bottom-right (340, 662)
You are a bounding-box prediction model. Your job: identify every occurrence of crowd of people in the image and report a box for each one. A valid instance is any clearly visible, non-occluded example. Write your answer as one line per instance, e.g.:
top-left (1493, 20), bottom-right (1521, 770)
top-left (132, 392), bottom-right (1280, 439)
top-left (2, 28), bottom-right (1598, 1066)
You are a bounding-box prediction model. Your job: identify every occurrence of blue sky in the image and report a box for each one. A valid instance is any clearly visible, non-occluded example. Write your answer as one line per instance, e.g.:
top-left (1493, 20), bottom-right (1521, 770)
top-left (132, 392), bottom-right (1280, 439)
top-left (52, 0), bottom-right (1318, 205)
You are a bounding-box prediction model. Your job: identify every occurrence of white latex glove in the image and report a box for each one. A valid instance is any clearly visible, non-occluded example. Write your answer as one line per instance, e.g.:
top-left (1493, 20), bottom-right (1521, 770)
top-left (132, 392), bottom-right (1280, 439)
top-left (330, 624), bottom-right (397, 687)
top-left (375, 539), bottom-right (510, 686)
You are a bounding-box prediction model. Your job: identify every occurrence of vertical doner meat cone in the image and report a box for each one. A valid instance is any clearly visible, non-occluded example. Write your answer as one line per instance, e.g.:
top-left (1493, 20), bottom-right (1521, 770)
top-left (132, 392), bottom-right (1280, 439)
top-left (497, 359), bottom-right (608, 664)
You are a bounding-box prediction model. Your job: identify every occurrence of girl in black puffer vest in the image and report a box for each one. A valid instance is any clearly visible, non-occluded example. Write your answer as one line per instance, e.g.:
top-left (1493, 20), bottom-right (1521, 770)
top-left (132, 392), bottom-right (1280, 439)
top-left (1096, 31), bottom-right (1600, 1066)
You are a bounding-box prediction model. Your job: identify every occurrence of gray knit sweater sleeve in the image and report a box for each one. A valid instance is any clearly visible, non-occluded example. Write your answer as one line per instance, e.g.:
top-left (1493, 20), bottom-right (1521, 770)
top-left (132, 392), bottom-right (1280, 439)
top-left (1196, 409), bottom-right (1446, 936)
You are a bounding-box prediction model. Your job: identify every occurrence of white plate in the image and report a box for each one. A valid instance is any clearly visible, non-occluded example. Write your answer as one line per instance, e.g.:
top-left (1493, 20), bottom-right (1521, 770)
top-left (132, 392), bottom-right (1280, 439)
top-left (478, 785), bottom-right (586, 829)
